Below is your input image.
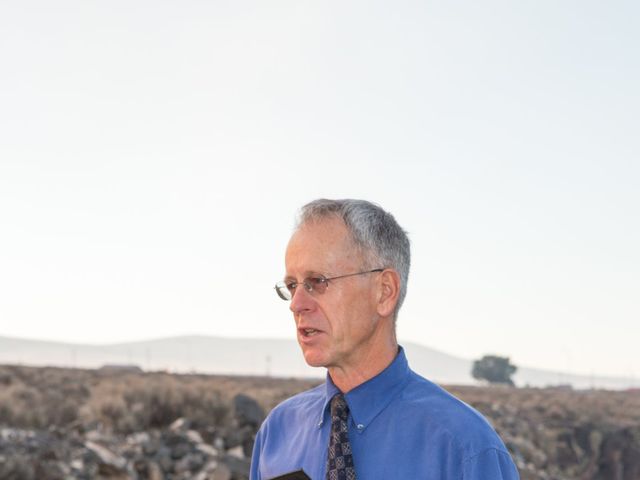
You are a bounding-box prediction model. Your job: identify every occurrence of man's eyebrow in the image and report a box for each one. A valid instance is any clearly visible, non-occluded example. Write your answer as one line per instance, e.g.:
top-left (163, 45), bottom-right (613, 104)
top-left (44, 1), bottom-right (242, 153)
top-left (284, 270), bottom-right (325, 281)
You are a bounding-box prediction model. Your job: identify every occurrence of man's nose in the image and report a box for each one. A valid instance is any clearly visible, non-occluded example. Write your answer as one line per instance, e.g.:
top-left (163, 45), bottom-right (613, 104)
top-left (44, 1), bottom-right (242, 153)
top-left (289, 285), bottom-right (315, 315)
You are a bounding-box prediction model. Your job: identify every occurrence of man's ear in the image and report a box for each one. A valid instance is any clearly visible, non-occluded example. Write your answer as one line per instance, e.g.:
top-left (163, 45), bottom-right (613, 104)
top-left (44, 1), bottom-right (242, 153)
top-left (376, 269), bottom-right (401, 318)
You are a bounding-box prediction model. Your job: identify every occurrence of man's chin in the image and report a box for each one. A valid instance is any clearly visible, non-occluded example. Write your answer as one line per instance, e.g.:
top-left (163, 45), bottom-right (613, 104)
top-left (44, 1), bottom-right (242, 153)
top-left (300, 347), bottom-right (328, 368)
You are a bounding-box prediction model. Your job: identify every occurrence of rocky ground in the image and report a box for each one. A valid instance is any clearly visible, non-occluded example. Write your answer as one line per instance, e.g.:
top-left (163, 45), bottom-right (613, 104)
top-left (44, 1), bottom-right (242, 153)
top-left (0, 393), bottom-right (265, 480)
top-left (0, 364), bottom-right (639, 479)
top-left (447, 385), bottom-right (640, 480)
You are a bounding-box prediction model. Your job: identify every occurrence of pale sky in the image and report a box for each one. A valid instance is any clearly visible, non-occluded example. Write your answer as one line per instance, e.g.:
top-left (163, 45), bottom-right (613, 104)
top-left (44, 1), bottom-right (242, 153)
top-left (1, 0), bottom-right (638, 379)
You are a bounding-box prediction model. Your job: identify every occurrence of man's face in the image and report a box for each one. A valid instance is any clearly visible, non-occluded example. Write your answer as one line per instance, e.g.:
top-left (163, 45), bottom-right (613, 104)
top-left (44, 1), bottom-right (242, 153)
top-left (284, 217), bottom-right (382, 370)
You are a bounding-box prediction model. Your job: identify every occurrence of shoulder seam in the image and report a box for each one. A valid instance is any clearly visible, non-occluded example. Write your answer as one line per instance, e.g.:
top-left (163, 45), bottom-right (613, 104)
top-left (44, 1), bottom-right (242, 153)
top-left (459, 447), bottom-right (515, 480)
top-left (461, 446), bottom-right (512, 465)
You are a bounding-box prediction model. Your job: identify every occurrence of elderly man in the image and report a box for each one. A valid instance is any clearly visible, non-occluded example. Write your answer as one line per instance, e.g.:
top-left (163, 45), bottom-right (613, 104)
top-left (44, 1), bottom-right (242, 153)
top-left (250, 199), bottom-right (519, 480)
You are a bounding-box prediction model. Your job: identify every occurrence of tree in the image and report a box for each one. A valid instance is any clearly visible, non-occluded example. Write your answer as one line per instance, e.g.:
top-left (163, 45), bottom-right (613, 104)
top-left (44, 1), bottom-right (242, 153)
top-left (472, 355), bottom-right (517, 386)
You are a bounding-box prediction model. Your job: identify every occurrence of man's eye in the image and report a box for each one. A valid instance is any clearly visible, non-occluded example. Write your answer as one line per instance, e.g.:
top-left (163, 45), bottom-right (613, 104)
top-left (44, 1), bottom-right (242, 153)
top-left (285, 281), bottom-right (298, 292)
top-left (308, 277), bottom-right (327, 287)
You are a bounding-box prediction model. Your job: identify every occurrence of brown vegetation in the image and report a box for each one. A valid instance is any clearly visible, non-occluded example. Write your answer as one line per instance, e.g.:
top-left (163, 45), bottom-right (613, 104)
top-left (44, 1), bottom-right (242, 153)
top-left (0, 364), bottom-right (316, 434)
top-left (0, 364), bottom-right (639, 479)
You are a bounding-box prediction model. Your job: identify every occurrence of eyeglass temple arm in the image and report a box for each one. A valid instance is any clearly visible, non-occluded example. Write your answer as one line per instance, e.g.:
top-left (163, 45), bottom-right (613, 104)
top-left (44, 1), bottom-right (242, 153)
top-left (325, 268), bottom-right (384, 282)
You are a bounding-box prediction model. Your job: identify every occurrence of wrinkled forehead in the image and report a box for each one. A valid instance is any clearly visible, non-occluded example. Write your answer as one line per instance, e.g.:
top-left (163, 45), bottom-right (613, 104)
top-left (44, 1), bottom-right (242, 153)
top-left (285, 217), bottom-right (362, 275)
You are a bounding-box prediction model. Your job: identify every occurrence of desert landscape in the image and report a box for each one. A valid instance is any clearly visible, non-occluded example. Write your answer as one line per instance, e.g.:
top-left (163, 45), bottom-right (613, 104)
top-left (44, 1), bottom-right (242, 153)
top-left (0, 363), bottom-right (639, 480)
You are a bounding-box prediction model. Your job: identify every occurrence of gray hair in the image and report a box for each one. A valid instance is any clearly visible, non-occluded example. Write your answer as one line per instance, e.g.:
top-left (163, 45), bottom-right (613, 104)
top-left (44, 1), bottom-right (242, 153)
top-left (296, 199), bottom-right (411, 318)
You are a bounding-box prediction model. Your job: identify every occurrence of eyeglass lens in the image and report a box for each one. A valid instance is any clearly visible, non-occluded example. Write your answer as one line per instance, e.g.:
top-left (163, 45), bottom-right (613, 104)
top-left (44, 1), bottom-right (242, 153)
top-left (276, 277), bottom-right (328, 300)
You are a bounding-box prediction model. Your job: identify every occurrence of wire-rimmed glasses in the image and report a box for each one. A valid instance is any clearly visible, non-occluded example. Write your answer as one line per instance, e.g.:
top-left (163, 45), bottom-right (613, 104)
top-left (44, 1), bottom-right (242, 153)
top-left (274, 269), bottom-right (384, 301)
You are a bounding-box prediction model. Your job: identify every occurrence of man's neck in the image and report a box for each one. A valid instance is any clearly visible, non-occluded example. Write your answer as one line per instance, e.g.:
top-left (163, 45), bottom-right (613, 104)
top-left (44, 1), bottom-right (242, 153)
top-left (328, 339), bottom-right (398, 393)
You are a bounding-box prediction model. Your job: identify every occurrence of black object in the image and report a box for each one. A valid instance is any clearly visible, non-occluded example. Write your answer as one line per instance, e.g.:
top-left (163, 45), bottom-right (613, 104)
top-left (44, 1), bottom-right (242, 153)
top-left (269, 469), bottom-right (312, 480)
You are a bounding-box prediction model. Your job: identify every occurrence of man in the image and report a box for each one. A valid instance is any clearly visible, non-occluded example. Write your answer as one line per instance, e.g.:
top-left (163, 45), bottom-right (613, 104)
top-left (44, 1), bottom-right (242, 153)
top-left (251, 199), bottom-right (519, 480)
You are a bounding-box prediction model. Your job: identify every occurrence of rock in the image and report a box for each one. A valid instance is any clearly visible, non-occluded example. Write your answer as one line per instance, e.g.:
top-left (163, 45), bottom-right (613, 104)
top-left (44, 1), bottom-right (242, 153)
top-left (128, 432), bottom-right (151, 446)
top-left (169, 441), bottom-right (191, 460)
top-left (192, 459), bottom-right (219, 480)
top-left (233, 394), bottom-right (265, 429)
top-left (0, 455), bottom-right (36, 480)
top-left (506, 436), bottom-right (547, 469)
top-left (132, 458), bottom-right (165, 480)
top-left (213, 437), bottom-right (225, 450)
top-left (196, 443), bottom-right (220, 457)
top-left (186, 429), bottom-right (204, 444)
top-left (220, 423), bottom-right (256, 459)
top-left (86, 429), bottom-right (109, 442)
top-left (223, 454), bottom-right (251, 478)
top-left (146, 460), bottom-right (164, 480)
top-left (155, 446), bottom-right (173, 472)
top-left (226, 445), bottom-right (244, 459)
top-left (169, 418), bottom-right (190, 433)
top-left (85, 440), bottom-right (128, 472)
top-left (211, 462), bottom-right (232, 480)
top-left (598, 427), bottom-right (640, 480)
top-left (174, 452), bottom-right (205, 474)
top-left (589, 429), bottom-right (603, 455)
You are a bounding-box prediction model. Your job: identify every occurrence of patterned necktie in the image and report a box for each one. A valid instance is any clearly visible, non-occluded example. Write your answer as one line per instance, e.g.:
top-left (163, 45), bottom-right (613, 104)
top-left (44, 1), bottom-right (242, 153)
top-left (326, 393), bottom-right (357, 480)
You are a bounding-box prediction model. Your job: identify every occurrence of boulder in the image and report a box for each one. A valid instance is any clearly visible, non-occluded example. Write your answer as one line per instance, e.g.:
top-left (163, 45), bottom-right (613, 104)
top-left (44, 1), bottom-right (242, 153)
top-left (233, 394), bottom-right (265, 429)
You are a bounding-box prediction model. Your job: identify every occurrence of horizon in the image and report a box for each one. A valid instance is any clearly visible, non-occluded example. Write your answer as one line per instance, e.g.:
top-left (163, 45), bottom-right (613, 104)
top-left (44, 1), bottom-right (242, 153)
top-left (1, 332), bottom-right (637, 384)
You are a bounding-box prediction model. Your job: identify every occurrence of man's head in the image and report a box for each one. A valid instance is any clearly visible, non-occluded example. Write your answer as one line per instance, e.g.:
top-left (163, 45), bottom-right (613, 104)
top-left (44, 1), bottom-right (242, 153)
top-left (295, 199), bottom-right (411, 314)
top-left (280, 199), bottom-right (411, 373)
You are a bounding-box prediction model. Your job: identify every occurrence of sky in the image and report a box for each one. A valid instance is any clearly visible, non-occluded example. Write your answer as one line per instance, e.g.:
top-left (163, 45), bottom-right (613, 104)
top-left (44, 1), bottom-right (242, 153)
top-left (1, 0), bottom-right (638, 379)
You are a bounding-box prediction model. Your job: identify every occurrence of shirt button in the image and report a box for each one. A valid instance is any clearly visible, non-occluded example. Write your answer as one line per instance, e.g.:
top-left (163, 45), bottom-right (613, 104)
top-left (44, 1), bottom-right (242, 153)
top-left (357, 424), bottom-right (364, 430)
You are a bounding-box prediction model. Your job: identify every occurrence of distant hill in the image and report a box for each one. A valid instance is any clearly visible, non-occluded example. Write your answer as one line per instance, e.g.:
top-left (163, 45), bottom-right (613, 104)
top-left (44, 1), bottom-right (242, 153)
top-left (0, 335), bottom-right (635, 389)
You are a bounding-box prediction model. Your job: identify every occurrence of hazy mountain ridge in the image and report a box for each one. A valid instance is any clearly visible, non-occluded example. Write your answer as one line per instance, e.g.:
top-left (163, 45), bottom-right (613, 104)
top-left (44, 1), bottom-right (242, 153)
top-left (0, 335), bottom-right (635, 389)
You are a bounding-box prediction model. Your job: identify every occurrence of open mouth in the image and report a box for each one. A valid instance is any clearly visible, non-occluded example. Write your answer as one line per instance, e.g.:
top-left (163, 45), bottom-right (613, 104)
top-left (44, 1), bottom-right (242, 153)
top-left (300, 328), bottom-right (320, 337)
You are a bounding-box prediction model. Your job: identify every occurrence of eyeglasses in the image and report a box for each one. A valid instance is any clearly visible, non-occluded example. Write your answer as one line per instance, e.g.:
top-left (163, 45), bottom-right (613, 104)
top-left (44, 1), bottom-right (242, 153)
top-left (274, 269), bottom-right (384, 301)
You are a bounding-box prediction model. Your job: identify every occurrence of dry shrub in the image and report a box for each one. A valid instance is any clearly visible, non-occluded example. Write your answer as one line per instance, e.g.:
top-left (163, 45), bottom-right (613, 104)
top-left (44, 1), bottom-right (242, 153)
top-left (0, 364), bottom-right (320, 434)
top-left (83, 372), bottom-right (232, 433)
top-left (0, 368), bottom-right (12, 386)
top-left (0, 384), bottom-right (45, 427)
top-left (0, 365), bottom-right (88, 429)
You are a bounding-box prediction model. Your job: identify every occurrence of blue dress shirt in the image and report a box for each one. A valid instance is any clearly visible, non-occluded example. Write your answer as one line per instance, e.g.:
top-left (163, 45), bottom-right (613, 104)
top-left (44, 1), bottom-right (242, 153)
top-left (250, 347), bottom-right (519, 480)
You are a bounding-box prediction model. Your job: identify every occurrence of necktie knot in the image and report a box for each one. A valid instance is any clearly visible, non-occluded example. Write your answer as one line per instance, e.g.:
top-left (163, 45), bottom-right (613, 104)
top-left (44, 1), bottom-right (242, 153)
top-left (330, 394), bottom-right (349, 423)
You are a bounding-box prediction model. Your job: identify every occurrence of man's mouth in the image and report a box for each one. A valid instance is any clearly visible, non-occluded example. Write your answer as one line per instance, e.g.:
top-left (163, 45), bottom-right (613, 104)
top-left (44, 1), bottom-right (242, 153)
top-left (300, 328), bottom-right (320, 337)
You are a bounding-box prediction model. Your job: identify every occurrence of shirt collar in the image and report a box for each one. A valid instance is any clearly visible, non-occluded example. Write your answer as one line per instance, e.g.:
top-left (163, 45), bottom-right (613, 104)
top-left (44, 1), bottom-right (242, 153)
top-left (319, 346), bottom-right (411, 433)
